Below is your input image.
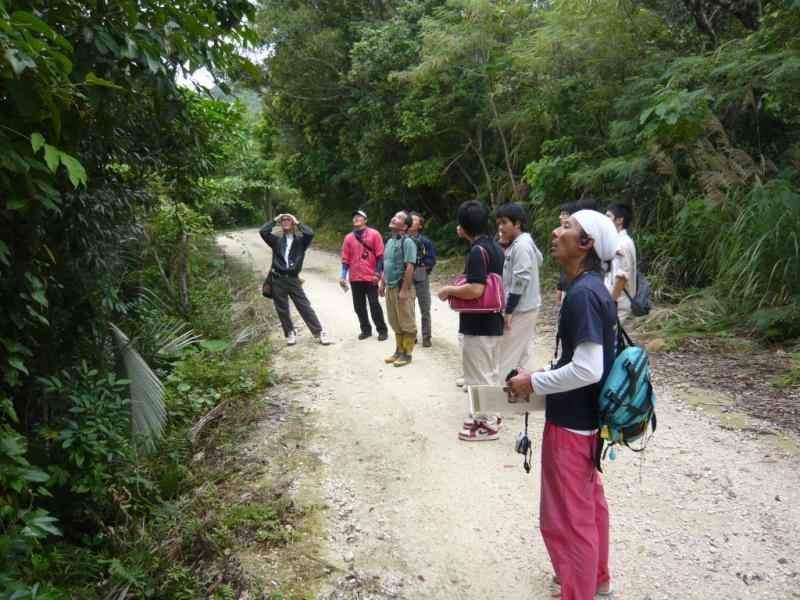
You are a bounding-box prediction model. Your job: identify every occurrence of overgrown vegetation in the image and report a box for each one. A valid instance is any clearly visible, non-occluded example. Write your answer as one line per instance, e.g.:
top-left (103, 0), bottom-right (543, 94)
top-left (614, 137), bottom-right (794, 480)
top-left (255, 0), bottom-right (800, 343)
top-left (0, 1), bottom-right (294, 596)
top-left (2, 0), bottom-right (799, 596)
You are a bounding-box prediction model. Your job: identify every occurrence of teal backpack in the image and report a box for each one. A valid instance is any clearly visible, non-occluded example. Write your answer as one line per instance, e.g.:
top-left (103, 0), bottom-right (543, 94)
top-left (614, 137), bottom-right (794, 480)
top-left (595, 322), bottom-right (657, 470)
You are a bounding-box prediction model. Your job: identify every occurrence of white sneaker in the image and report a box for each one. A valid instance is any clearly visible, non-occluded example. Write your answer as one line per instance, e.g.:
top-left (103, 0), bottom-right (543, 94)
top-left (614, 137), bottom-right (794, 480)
top-left (318, 330), bottom-right (331, 345)
top-left (458, 421), bottom-right (500, 441)
top-left (286, 331), bottom-right (296, 346)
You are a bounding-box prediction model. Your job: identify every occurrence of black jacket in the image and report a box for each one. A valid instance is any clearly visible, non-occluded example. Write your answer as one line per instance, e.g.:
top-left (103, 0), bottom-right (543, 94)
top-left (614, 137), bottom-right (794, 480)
top-left (259, 220), bottom-right (315, 276)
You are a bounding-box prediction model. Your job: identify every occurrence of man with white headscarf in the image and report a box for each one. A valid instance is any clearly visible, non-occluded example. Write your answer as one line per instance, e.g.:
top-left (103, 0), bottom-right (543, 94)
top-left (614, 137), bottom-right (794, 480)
top-left (507, 209), bottom-right (619, 599)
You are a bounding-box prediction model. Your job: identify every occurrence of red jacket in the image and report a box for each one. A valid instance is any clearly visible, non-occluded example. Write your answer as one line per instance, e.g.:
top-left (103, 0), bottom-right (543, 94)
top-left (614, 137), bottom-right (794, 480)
top-left (341, 227), bottom-right (385, 282)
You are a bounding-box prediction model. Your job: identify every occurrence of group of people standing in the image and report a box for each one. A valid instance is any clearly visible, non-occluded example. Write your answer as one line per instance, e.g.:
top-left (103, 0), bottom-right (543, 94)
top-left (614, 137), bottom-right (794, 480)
top-left (259, 197), bottom-right (639, 600)
top-left (339, 208), bottom-right (437, 367)
top-left (260, 208), bottom-right (437, 359)
top-left (437, 200), bottom-right (544, 441)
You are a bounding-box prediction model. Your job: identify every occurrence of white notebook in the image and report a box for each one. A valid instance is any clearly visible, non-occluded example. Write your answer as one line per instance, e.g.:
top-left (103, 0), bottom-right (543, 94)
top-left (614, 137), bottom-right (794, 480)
top-left (467, 385), bottom-right (546, 414)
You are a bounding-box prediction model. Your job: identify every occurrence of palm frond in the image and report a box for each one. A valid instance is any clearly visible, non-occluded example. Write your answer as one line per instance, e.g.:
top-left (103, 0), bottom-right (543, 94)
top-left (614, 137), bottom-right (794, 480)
top-left (131, 288), bottom-right (201, 360)
top-left (110, 323), bottom-right (166, 454)
top-left (156, 324), bottom-right (201, 357)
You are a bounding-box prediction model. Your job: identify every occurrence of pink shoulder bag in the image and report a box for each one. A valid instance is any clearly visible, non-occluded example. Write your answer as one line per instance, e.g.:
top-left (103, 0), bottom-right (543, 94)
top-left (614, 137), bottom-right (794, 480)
top-left (448, 244), bottom-right (506, 314)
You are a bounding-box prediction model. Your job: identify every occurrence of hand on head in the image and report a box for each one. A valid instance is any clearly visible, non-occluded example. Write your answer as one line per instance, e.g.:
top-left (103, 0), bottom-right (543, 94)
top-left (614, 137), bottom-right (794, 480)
top-left (276, 213), bottom-right (298, 225)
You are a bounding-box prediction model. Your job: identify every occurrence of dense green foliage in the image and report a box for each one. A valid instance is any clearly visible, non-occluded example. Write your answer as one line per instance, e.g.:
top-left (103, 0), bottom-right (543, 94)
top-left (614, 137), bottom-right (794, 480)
top-left (0, 0), bottom-right (278, 595)
top-left (256, 0), bottom-right (800, 341)
top-left (1, 0), bottom-right (798, 595)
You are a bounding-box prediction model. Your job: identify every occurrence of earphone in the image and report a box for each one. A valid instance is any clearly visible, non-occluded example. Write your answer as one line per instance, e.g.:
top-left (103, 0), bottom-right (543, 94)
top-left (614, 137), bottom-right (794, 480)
top-left (579, 233), bottom-right (590, 246)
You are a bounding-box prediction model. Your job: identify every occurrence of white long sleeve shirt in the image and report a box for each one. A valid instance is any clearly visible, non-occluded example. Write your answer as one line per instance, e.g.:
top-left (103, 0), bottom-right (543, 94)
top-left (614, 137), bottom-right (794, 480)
top-left (532, 341), bottom-right (603, 435)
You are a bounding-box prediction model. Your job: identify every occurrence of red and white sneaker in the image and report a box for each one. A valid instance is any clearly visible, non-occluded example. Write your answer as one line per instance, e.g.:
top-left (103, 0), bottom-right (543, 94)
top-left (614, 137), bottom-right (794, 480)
top-left (458, 421), bottom-right (500, 441)
top-left (462, 416), bottom-right (502, 429)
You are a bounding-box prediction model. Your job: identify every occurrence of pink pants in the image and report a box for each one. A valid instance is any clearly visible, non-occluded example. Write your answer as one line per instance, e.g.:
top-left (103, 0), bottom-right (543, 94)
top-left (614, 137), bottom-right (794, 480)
top-left (540, 422), bottom-right (610, 600)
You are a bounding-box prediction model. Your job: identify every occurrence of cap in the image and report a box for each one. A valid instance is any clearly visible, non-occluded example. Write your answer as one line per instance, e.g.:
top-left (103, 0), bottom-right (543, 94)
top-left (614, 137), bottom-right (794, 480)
top-left (351, 209), bottom-right (367, 219)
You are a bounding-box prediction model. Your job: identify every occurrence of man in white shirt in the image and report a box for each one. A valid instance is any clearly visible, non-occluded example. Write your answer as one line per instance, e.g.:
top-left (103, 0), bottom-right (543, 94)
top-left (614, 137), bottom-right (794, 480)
top-left (605, 203), bottom-right (637, 323)
top-left (495, 203), bottom-right (543, 379)
top-left (259, 214), bottom-right (331, 346)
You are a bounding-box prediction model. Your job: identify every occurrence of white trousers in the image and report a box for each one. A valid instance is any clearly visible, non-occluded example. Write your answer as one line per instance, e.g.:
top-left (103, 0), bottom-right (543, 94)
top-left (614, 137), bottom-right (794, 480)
top-left (617, 304), bottom-right (631, 324)
top-left (462, 334), bottom-right (502, 387)
top-left (498, 308), bottom-right (539, 380)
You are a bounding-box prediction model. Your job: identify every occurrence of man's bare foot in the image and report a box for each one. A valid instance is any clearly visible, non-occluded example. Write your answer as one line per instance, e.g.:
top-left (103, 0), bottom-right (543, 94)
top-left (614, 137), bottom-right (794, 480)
top-left (551, 576), bottom-right (613, 596)
top-left (596, 579), bottom-right (613, 596)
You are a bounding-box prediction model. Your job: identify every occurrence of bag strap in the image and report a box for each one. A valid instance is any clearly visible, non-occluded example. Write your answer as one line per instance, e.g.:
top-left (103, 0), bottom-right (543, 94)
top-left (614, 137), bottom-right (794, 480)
top-left (355, 231), bottom-right (376, 255)
top-left (553, 308), bottom-right (561, 364)
top-left (523, 411), bottom-right (532, 474)
top-left (474, 243), bottom-right (490, 270)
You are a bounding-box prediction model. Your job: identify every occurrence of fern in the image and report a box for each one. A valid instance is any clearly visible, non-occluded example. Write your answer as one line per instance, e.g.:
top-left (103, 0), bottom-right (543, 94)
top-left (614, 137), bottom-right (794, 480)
top-left (107, 557), bottom-right (146, 590)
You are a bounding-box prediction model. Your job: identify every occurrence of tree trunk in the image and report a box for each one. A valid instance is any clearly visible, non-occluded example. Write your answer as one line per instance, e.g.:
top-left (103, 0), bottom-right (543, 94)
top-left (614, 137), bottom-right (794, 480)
top-left (151, 247), bottom-right (177, 305)
top-left (683, 0), bottom-right (719, 46)
top-left (176, 215), bottom-right (189, 318)
top-left (265, 187), bottom-right (273, 221)
top-left (488, 94), bottom-right (521, 203)
top-left (467, 129), bottom-right (495, 206)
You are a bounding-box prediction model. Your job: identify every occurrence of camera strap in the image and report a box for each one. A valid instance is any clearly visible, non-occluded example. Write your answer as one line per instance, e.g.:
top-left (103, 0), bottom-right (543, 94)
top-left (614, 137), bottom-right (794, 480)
top-left (523, 411), bottom-right (532, 474)
top-left (355, 231), bottom-right (376, 256)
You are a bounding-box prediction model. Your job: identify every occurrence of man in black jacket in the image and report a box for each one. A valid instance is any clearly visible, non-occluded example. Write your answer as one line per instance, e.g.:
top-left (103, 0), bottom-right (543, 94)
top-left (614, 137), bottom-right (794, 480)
top-left (259, 213), bottom-right (331, 346)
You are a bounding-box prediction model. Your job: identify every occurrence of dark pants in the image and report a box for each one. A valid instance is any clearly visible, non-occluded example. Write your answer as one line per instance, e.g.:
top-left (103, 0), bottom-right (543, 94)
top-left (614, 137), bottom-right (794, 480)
top-left (350, 281), bottom-right (387, 335)
top-left (413, 267), bottom-right (432, 340)
top-left (271, 274), bottom-right (323, 337)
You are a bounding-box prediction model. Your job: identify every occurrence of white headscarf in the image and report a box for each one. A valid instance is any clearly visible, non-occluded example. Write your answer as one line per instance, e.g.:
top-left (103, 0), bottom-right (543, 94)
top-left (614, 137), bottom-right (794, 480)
top-left (572, 209), bottom-right (620, 263)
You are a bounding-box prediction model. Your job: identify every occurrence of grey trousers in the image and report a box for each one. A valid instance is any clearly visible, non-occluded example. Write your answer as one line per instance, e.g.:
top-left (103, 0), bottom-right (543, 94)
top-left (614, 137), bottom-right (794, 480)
top-left (413, 267), bottom-right (432, 340)
top-left (271, 274), bottom-right (323, 337)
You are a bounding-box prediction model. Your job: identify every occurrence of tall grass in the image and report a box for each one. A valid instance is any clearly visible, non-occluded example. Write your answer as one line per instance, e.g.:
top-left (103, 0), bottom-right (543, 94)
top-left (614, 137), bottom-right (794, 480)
top-left (641, 180), bottom-right (800, 341)
top-left (715, 182), bottom-right (800, 306)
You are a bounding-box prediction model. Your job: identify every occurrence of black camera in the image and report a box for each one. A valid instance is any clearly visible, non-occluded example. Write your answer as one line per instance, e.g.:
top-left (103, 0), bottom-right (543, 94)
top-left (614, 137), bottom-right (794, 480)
top-left (515, 431), bottom-right (531, 455)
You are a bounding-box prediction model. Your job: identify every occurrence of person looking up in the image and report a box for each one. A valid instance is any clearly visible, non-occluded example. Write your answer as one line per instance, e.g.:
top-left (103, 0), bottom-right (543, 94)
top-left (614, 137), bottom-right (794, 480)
top-left (408, 212), bottom-right (437, 347)
top-left (259, 213), bottom-right (331, 346)
top-left (380, 210), bottom-right (417, 367)
top-left (506, 209), bottom-right (619, 599)
top-left (557, 201), bottom-right (580, 304)
top-left (340, 209), bottom-right (389, 341)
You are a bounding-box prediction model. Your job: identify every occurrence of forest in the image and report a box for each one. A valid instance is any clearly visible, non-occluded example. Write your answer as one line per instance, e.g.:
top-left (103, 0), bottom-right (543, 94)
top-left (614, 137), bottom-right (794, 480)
top-left (1, 0), bottom-right (798, 597)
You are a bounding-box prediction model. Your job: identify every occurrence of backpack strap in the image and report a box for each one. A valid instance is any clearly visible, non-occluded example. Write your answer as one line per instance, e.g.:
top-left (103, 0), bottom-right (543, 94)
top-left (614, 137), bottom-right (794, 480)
top-left (617, 317), bottom-right (634, 350)
top-left (396, 235), bottom-right (414, 262)
top-left (595, 436), bottom-right (605, 473)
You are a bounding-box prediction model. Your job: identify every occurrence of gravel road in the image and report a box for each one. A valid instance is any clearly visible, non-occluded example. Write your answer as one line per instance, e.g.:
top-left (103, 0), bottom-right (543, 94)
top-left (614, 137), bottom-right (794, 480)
top-left (219, 229), bottom-right (800, 600)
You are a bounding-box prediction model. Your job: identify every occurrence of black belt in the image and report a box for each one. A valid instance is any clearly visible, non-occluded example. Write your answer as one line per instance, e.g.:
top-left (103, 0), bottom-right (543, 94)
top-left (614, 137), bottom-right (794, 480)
top-left (270, 269), bottom-right (297, 278)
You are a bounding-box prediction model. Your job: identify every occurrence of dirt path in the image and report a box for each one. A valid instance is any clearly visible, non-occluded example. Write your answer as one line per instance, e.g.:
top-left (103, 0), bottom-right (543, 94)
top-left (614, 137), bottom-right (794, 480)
top-left (218, 229), bottom-right (800, 600)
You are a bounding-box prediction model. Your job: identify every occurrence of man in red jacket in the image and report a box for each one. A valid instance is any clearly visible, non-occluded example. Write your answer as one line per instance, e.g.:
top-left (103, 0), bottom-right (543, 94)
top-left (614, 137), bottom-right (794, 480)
top-left (339, 209), bottom-right (389, 341)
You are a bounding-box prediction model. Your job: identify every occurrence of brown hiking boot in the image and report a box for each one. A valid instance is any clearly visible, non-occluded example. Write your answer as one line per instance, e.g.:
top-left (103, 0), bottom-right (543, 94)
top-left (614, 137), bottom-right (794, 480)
top-left (385, 333), bottom-right (403, 363)
top-left (394, 334), bottom-right (415, 367)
